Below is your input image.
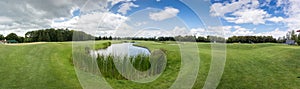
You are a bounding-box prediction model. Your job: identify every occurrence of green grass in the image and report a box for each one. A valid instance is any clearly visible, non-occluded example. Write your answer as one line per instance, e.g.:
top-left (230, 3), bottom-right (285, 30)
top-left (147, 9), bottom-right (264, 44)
top-left (0, 41), bottom-right (299, 89)
top-left (0, 42), bottom-right (81, 89)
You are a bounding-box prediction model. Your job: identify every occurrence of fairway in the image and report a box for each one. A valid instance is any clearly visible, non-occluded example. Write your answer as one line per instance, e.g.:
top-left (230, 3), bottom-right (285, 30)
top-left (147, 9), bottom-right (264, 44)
top-left (0, 41), bottom-right (299, 89)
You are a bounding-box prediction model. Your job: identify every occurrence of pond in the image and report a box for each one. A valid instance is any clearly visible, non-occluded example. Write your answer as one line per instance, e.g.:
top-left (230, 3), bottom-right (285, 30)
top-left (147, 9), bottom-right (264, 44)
top-left (91, 43), bottom-right (151, 57)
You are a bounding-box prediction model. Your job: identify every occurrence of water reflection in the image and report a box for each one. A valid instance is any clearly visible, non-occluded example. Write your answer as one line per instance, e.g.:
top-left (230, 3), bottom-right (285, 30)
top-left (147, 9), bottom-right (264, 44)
top-left (91, 43), bottom-right (150, 57)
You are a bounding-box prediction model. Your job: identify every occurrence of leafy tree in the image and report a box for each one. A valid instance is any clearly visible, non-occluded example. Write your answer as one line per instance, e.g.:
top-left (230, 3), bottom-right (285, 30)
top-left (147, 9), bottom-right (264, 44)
top-left (226, 36), bottom-right (276, 43)
top-left (24, 28), bottom-right (94, 42)
top-left (291, 30), bottom-right (297, 41)
top-left (18, 37), bottom-right (25, 43)
top-left (297, 34), bottom-right (300, 45)
top-left (109, 36), bottom-right (113, 40)
top-left (0, 34), bottom-right (4, 40)
top-left (5, 33), bottom-right (19, 41)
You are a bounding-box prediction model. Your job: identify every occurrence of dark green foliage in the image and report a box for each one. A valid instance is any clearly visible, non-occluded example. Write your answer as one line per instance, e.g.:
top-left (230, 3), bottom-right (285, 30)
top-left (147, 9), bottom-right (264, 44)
top-left (18, 37), bottom-right (24, 43)
top-left (297, 34), bottom-right (300, 45)
top-left (5, 33), bottom-right (24, 43)
top-left (158, 37), bottom-right (176, 41)
top-left (5, 33), bottom-right (19, 40)
top-left (95, 36), bottom-right (121, 40)
top-left (132, 37), bottom-right (156, 41)
top-left (25, 28), bottom-right (94, 42)
top-left (227, 36), bottom-right (277, 43)
top-left (0, 34), bottom-right (4, 40)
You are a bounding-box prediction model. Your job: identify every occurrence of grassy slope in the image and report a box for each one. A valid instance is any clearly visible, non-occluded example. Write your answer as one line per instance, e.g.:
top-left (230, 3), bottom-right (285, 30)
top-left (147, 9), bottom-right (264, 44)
top-left (0, 41), bottom-right (299, 89)
top-left (0, 42), bottom-right (82, 89)
top-left (219, 44), bottom-right (300, 88)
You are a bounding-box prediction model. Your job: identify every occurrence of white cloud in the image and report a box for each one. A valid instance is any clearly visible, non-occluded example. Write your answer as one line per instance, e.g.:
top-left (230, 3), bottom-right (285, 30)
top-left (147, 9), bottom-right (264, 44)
top-left (232, 26), bottom-right (254, 36)
top-left (254, 28), bottom-right (286, 38)
top-left (25, 3), bottom-right (47, 16)
top-left (206, 26), bottom-right (286, 39)
top-left (267, 17), bottom-right (284, 23)
top-left (210, 0), bottom-right (287, 25)
top-left (51, 11), bottom-right (128, 36)
top-left (171, 26), bottom-right (189, 36)
top-left (224, 9), bottom-right (270, 25)
top-left (156, 0), bottom-right (161, 2)
top-left (97, 30), bottom-right (116, 37)
top-left (210, 0), bottom-right (259, 17)
top-left (282, 0), bottom-right (300, 30)
top-left (0, 16), bottom-right (13, 23)
top-left (134, 21), bottom-right (147, 26)
top-left (149, 7), bottom-right (179, 21)
top-left (133, 30), bottom-right (173, 37)
top-left (190, 28), bottom-right (206, 37)
top-left (207, 26), bottom-right (233, 37)
top-left (108, 0), bottom-right (130, 6)
top-left (51, 17), bottom-right (79, 29)
top-left (117, 2), bottom-right (139, 15)
top-left (0, 0), bottom-right (109, 36)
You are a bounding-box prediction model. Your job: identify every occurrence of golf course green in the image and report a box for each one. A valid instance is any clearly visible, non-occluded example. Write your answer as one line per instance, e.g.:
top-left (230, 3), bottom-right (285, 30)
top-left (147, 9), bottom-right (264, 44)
top-left (0, 41), bottom-right (299, 89)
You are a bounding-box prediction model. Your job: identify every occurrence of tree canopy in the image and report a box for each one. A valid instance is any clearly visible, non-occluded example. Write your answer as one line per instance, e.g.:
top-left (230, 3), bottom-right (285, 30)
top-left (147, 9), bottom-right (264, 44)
top-left (25, 28), bottom-right (94, 42)
top-left (0, 34), bottom-right (4, 40)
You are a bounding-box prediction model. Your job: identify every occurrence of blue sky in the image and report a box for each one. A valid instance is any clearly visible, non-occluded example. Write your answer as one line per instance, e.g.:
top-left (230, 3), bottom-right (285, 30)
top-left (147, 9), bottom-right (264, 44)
top-left (66, 0), bottom-right (294, 38)
top-left (95, 0), bottom-right (293, 38)
top-left (109, 0), bottom-right (204, 29)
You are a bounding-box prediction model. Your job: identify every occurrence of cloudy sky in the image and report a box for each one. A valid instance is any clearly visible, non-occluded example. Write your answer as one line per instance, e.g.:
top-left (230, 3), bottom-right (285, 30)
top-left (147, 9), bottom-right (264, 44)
top-left (0, 0), bottom-right (299, 38)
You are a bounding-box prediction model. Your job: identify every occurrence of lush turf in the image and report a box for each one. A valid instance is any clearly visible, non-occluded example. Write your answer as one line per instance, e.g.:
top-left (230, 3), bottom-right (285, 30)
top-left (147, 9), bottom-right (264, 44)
top-left (0, 41), bottom-right (299, 89)
top-left (0, 42), bottom-right (81, 89)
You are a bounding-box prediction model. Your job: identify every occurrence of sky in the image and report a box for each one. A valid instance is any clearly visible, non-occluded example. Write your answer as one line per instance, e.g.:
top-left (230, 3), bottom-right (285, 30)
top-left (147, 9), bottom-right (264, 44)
top-left (0, 0), bottom-right (300, 38)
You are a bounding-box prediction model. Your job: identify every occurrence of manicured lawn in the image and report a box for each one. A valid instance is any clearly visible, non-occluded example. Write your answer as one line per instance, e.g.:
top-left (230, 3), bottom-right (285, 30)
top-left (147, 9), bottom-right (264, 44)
top-left (0, 41), bottom-right (299, 89)
top-left (0, 42), bottom-right (81, 88)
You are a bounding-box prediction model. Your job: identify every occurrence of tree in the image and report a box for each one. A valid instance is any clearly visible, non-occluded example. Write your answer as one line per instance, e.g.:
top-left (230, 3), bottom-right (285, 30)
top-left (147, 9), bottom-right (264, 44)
top-left (226, 36), bottom-right (276, 43)
top-left (5, 33), bottom-right (19, 41)
top-left (18, 37), bottom-right (25, 43)
top-left (0, 34), bottom-right (4, 40)
top-left (291, 30), bottom-right (297, 41)
top-left (109, 36), bottom-right (113, 40)
top-left (286, 31), bottom-right (291, 40)
top-left (297, 34), bottom-right (300, 45)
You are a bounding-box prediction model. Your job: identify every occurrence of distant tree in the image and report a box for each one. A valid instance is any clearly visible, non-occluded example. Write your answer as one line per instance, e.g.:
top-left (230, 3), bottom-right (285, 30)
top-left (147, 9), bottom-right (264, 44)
top-left (18, 37), bottom-right (25, 43)
top-left (291, 30), bottom-right (297, 41)
top-left (277, 37), bottom-right (285, 43)
top-left (56, 29), bottom-right (64, 42)
top-left (98, 36), bottom-right (102, 40)
top-left (286, 31), bottom-right (291, 40)
top-left (24, 28), bottom-right (94, 42)
top-left (297, 34), bottom-right (300, 45)
top-left (5, 33), bottom-right (19, 41)
top-left (103, 36), bottom-right (107, 40)
top-left (196, 36), bottom-right (207, 42)
top-left (226, 36), bottom-right (276, 43)
top-left (0, 34), bottom-right (4, 40)
top-left (109, 36), bottom-right (113, 40)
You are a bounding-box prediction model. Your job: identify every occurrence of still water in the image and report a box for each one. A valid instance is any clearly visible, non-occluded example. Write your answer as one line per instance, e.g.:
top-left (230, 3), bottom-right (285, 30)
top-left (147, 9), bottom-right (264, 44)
top-left (91, 43), bottom-right (150, 57)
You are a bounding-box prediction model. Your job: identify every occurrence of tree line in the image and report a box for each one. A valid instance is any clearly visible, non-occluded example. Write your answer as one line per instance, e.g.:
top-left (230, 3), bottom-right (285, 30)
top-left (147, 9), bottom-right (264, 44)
top-left (25, 28), bottom-right (94, 42)
top-left (227, 36), bottom-right (277, 43)
top-left (0, 33), bottom-right (25, 43)
top-left (1, 28), bottom-right (300, 44)
top-left (0, 28), bottom-right (94, 43)
top-left (277, 30), bottom-right (300, 44)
